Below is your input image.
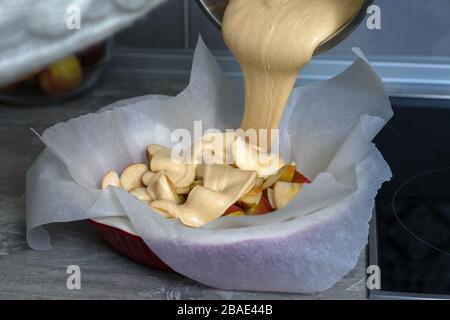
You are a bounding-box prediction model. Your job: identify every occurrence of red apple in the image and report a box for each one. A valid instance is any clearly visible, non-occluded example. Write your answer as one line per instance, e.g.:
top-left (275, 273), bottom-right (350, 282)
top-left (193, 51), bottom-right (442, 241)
top-left (237, 186), bottom-right (263, 209)
top-left (247, 195), bottom-right (274, 215)
top-left (38, 55), bottom-right (83, 96)
top-left (279, 164), bottom-right (296, 182)
top-left (263, 163), bottom-right (297, 189)
top-left (273, 181), bottom-right (302, 209)
top-left (292, 171), bottom-right (311, 184)
top-left (224, 204), bottom-right (245, 216)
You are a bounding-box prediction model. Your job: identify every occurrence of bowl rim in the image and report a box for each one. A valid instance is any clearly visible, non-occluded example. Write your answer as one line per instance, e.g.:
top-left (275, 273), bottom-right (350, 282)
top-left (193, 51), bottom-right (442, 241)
top-left (90, 216), bottom-right (138, 236)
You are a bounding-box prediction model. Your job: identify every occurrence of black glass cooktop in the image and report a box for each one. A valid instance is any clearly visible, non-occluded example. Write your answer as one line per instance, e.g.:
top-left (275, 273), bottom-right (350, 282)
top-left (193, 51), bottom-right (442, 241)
top-left (370, 99), bottom-right (450, 299)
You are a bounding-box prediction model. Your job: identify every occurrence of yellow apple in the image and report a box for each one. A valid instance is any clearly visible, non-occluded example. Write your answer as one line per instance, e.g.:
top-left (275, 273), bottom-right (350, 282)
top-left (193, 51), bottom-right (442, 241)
top-left (273, 181), bottom-right (302, 209)
top-left (38, 55), bottom-right (82, 96)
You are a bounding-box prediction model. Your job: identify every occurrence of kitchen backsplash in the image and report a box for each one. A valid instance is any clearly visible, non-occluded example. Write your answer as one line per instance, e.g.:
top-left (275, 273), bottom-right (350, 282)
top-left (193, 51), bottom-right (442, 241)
top-left (114, 0), bottom-right (450, 57)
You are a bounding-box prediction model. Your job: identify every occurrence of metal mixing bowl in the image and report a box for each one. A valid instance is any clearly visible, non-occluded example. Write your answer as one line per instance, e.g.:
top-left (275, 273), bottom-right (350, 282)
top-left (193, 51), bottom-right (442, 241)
top-left (195, 0), bottom-right (374, 56)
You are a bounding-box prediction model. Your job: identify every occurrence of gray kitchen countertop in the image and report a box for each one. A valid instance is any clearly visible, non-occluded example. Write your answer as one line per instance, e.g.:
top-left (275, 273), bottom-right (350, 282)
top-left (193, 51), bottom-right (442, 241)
top-left (0, 73), bottom-right (368, 300)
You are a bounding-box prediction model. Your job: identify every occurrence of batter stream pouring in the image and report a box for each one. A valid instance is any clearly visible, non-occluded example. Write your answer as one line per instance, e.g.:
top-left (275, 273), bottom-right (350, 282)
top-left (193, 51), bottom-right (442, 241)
top-left (221, 0), bottom-right (365, 146)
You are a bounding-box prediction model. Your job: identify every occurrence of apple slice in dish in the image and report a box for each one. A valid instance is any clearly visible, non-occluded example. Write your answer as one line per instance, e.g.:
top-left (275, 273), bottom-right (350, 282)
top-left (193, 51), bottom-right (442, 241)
top-left (232, 136), bottom-right (285, 177)
top-left (266, 188), bottom-right (276, 209)
top-left (247, 195), bottom-right (274, 215)
top-left (101, 170), bottom-right (121, 190)
top-left (202, 164), bottom-right (257, 200)
top-left (120, 163), bottom-right (149, 191)
top-left (150, 148), bottom-right (197, 189)
top-left (152, 165), bottom-right (257, 227)
top-left (292, 171), bottom-right (311, 184)
top-left (224, 204), bottom-right (246, 216)
top-left (237, 186), bottom-right (263, 210)
top-left (262, 163), bottom-right (297, 190)
top-left (146, 172), bottom-right (183, 205)
top-left (146, 144), bottom-right (166, 161)
top-left (129, 187), bottom-right (152, 202)
top-left (151, 186), bottom-right (235, 227)
top-left (141, 171), bottom-right (154, 186)
top-left (273, 181), bottom-right (303, 209)
top-left (176, 186), bottom-right (191, 195)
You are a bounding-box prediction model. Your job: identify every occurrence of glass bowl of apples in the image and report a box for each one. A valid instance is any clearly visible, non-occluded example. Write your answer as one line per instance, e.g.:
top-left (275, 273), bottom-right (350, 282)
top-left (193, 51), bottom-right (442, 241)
top-left (0, 41), bottom-right (111, 106)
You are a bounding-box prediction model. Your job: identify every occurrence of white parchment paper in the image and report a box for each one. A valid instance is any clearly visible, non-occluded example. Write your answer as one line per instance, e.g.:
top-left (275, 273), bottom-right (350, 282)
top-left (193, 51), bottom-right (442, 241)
top-left (26, 38), bottom-right (393, 293)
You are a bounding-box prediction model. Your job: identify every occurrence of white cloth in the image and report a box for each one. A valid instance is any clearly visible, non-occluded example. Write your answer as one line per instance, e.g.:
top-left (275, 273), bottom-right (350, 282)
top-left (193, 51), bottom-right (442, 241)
top-left (0, 0), bottom-right (165, 86)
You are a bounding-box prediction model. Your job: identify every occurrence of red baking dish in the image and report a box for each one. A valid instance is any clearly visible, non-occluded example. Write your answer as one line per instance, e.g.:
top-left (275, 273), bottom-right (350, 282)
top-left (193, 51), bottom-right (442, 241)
top-left (89, 219), bottom-right (173, 272)
top-left (90, 172), bottom-right (310, 273)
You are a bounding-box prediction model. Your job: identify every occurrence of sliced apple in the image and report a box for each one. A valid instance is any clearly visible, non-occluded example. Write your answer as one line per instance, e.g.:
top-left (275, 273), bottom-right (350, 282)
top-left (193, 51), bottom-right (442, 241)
top-left (247, 195), bottom-right (274, 215)
top-left (224, 204), bottom-right (245, 216)
top-left (191, 179), bottom-right (203, 189)
top-left (146, 144), bottom-right (165, 161)
top-left (129, 187), bottom-right (152, 202)
top-left (151, 166), bottom-right (257, 227)
top-left (196, 164), bottom-right (205, 179)
top-left (254, 177), bottom-right (264, 188)
top-left (237, 186), bottom-right (263, 209)
top-left (101, 170), bottom-right (121, 190)
top-left (262, 167), bottom-right (284, 190)
top-left (266, 188), bottom-right (276, 209)
top-left (279, 163), bottom-right (296, 182)
top-left (203, 164), bottom-right (257, 201)
top-left (273, 181), bottom-right (303, 209)
top-left (151, 186), bottom-right (235, 227)
top-left (262, 163), bottom-right (297, 190)
top-left (146, 172), bottom-right (183, 204)
top-left (150, 148), bottom-right (197, 188)
top-left (120, 163), bottom-right (149, 191)
top-left (232, 135), bottom-right (284, 177)
top-left (292, 171), bottom-right (311, 184)
top-left (141, 171), bottom-right (154, 186)
top-left (176, 186), bottom-right (190, 195)
top-left (149, 205), bottom-right (173, 218)
top-left (227, 211), bottom-right (245, 217)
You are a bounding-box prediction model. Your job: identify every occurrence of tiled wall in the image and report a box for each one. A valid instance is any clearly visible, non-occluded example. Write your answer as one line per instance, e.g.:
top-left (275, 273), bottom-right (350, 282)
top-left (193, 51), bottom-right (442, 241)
top-left (115, 0), bottom-right (450, 57)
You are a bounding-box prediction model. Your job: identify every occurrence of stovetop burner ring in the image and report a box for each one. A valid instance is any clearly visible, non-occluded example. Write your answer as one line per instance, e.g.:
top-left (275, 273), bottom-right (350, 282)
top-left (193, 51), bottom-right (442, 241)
top-left (392, 166), bottom-right (450, 257)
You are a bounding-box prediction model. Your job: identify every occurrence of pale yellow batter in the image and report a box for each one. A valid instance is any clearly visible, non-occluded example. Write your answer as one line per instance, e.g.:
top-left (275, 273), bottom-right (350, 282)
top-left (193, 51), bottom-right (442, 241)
top-left (223, 0), bottom-right (364, 144)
